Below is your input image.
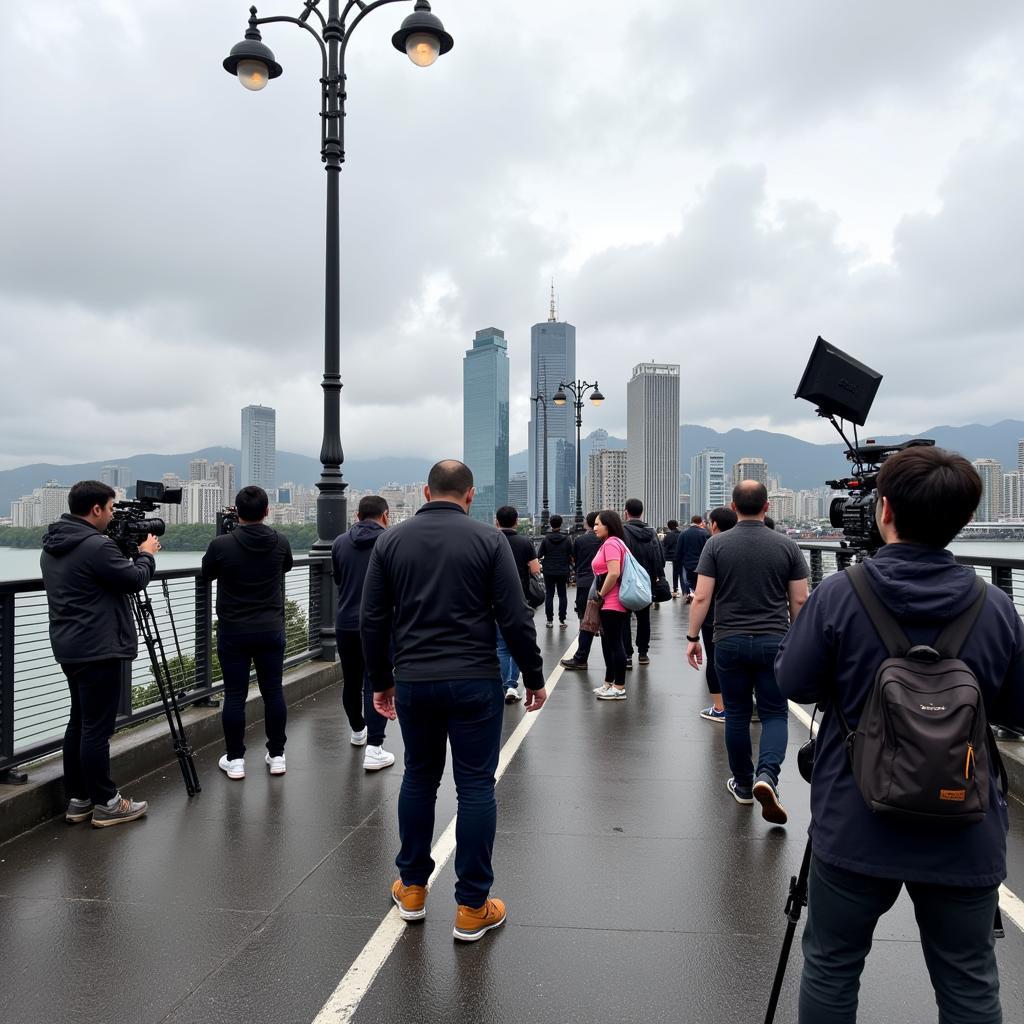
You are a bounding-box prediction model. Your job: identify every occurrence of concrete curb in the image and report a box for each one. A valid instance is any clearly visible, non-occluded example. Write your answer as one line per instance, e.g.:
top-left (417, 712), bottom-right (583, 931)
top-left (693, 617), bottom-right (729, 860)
top-left (0, 660), bottom-right (342, 845)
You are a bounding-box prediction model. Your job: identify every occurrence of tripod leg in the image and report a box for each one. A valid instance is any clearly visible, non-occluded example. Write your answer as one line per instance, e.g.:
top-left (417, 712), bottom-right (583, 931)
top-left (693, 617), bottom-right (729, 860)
top-left (764, 839), bottom-right (813, 1024)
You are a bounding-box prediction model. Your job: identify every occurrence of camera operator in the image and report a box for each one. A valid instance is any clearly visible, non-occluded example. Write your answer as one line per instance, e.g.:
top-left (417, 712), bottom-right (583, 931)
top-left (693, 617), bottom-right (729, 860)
top-left (202, 486), bottom-right (293, 780)
top-left (41, 481), bottom-right (158, 828)
top-left (776, 446), bottom-right (1024, 1023)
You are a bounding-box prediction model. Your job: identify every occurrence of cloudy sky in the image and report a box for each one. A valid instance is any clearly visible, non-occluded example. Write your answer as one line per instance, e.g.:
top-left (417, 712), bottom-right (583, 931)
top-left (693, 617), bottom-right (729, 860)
top-left (2, 0), bottom-right (1024, 471)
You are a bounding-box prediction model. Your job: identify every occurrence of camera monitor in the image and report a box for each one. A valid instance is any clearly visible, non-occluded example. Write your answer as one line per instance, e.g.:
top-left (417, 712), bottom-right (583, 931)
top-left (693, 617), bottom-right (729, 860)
top-left (795, 336), bottom-right (883, 426)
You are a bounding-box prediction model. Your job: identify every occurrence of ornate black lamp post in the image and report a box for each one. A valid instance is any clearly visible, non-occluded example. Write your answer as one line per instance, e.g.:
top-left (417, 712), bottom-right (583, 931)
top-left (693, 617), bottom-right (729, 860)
top-left (552, 379), bottom-right (605, 533)
top-left (223, 0), bottom-right (453, 660)
top-left (529, 390), bottom-right (550, 534)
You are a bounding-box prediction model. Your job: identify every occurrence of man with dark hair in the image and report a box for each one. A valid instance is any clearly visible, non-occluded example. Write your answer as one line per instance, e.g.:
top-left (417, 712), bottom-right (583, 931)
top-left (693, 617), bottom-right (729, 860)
top-left (363, 459), bottom-right (545, 943)
top-left (662, 519), bottom-right (683, 597)
top-left (538, 513), bottom-right (573, 629)
top-left (622, 497), bottom-right (664, 667)
top-left (561, 511), bottom-right (601, 671)
top-left (686, 480), bottom-right (808, 823)
top-left (677, 514), bottom-right (709, 604)
top-left (777, 446), bottom-right (1024, 1022)
top-left (697, 506), bottom-right (738, 723)
top-left (41, 480), bottom-right (159, 827)
top-left (495, 505), bottom-right (542, 703)
top-left (202, 485), bottom-right (293, 780)
top-left (332, 495), bottom-right (395, 770)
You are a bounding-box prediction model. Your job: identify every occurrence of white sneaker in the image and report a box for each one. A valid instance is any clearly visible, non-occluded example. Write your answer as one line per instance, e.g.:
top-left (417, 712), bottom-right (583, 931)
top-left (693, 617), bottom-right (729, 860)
top-left (364, 745), bottom-right (396, 771)
top-left (351, 728), bottom-right (368, 747)
top-left (265, 753), bottom-right (286, 775)
top-left (593, 683), bottom-right (614, 694)
top-left (504, 687), bottom-right (521, 704)
top-left (218, 754), bottom-right (245, 780)
top-left (597, 687), bottom-right (627, 701)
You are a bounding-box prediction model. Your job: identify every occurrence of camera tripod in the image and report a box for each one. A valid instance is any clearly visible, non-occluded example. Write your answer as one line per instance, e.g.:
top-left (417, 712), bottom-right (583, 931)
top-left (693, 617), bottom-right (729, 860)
top-left (129, 587), bottom-right (201, 797)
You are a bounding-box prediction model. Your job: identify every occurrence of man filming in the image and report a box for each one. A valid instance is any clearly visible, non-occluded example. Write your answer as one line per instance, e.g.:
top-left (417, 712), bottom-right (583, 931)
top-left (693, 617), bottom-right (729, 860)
top-left (41, 481), bottom-right (158, 827)
top-left (776, 446), bottom-right (1024, 1023)
top-left (202, 486), bottom-right (293, 780)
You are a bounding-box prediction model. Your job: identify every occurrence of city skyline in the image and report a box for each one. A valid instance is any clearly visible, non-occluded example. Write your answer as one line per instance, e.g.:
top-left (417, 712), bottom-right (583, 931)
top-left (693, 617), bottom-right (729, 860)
top-left (462, 328), bottom-right (510, 526)
top-left (626, 362), bottom-right (680, 529)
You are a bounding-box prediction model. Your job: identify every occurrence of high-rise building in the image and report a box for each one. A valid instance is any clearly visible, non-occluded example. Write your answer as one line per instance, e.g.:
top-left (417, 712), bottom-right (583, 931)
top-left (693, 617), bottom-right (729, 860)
top-left (1018, 439), bottom-right (1024, 475)
top-left (733, 457), bottom-right (769, 487)
top-left (101, 465), bottom-right (132, 489)
top-left (241, 405), bottom-right (277, 494)
top-left (690, 449), bottom-right (727, 519)
top-left (528, 288), bottom-right (576, 518)
top-left (182, 480), bottom-right (223, 525)
top-left (210, 460), bottom-right (236, 508)
top-left (507, 471), bottom-right (528, 515)
top-left (34, 481), bottom-right (72, 525)
top-left (160, 473), bottom-right (185, 525)
top-left (972, 458), bottom-right (1002, 521)
top-left (1002, 472), bottom-right (1021, 521)
top-left (189, 458), bottom-right (210, 482)
top-left (586, 449), bottom-right (629, 515)
top-left (462, 327), bottom-right (510, 526)
top-left (626, 362), bottom-right (680, 529)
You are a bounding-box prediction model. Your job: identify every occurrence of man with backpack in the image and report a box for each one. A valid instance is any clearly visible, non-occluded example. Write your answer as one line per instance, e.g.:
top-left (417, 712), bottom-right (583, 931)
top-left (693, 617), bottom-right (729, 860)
top-left (776, 446), bottom-right (1024, 1023)
top-left (622, 498), bottom-right (665, 667)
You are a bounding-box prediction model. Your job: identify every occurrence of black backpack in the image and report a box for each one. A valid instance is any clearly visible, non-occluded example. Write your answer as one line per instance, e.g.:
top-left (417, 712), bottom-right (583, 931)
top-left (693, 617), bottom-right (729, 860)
top-left (836, 564), bottom-right (1009, 829)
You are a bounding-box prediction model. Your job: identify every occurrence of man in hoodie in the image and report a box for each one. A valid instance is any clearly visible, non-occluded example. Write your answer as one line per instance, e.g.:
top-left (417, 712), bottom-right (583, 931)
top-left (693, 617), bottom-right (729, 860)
top-left (622, 498), bottom-right (665, 667)
top-left (676, 515), bottom-right (709, 603)
top-left (495, 504), bottom-right (542, 703)
top-left (661, 519), bottom-right (683, 597)
top-left (201, 486), bottom-right (293, 780)
top-left (776, 446), bottom-right (1024, 1023)
top-left (538, 514), bottom-right (573, 628)
top-left (41, 480), bottom-right (158, 827)
top-left (331, 495), bottom-right (395, 769)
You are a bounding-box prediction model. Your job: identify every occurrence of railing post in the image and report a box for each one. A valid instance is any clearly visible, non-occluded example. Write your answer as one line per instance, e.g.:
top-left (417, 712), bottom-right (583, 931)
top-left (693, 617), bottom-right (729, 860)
top-left (0, 592), bottom-right (27, 784)
top-left (992, 566), bottom-right (1013, 599)
top-left (195, 576), bottom-right (214, 690)
top-left (809, 549), bottom-right (823, 590)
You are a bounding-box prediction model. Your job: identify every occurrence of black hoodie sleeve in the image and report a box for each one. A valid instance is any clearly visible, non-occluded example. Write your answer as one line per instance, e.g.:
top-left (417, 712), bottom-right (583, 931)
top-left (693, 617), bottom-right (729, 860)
top-left (361, 544), bottom-right (395, 691)
top-left (281, 536), bottom-right (293, 574)
top-left (492, 538), bottom-right (545, 689)
top-left (201, 540), bottom-right (219, 580)
top-left (89, 537), bottom-right (155, 594)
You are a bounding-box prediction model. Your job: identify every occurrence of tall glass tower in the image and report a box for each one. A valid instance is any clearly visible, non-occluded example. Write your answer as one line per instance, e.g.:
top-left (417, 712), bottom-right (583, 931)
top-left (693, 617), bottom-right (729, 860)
top-left (626, 362), bottom-right (680, 529)
top-left (241, 404), bottom-right (277, 494)
top-left (463, 328), bottom-right (510, 525)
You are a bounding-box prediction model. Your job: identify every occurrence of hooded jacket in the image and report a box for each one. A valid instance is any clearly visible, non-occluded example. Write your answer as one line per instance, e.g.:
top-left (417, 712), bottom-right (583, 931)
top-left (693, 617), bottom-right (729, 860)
top-left (623, 519), bottom-right (665, 580)
top-left (332, 519), bottom-right (385, 632)
top-left (776, 543), bottom-right (1024, 887)
top-left (661, 527), bottom-right (681, 563)
top-left (677, 524), bottom-right (709, 572)
top-left (201, 524), bottom-right (293, 635)
top-left (538, 530), bottom-right (573, 576)
top-left (40, 514), bottom-right (155, 664)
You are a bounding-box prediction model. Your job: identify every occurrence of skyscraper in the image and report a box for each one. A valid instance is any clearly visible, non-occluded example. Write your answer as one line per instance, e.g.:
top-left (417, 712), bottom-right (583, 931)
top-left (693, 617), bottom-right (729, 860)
top-left (1018, 439), bottom-right (1024, 475)
top-left (528, 288), bottom-right (576, 518)
top-left (189, 458), bottom-right (209, 482)
top-left (507, 471), bottom-right (528, 515)
top-left (211, 460), bottom-right (236, 508)
top-left (101, 465), bottom-right (132, 489)
top-left (691, 449), bottom-right (727, 519)
top-left (1002, 472), bottom-right (1021, 521)
top-left (462, 328), bottom-right (510, 525)
top-left (586, 448), bottom-right (628, 515)
top-left (626, 362), bottom-right (680, 528)
top-left (733, 457), bottom-right (769, 486)
top-left (241, 405), bottom-right (277, 493)
top-left (972, 458), bottom-right (1002, 521)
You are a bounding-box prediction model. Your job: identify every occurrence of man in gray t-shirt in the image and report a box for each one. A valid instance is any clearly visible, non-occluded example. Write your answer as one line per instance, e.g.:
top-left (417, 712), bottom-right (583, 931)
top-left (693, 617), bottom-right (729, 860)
top-left (686, 481), bottom-right (809, 825)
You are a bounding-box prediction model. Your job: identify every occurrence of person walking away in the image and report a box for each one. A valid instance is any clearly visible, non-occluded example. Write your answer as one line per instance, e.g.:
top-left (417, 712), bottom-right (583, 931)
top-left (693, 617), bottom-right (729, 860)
top-left (331, 495), bottom-right (395, 770)
top-left (362, 461), bottom-right (545, 942)
top-left (41, 480), bottom-right (158, 827)
top-left (677, 515), bottom-right (708, 604)
top-left (622, 498), bottom-right (664, 667)
top-left (561, 511), bottom-right (601, 671)
top-left (202, 486), bottom-right (293, 780)
top-left (777, 446), bottom-right (1024, 1024)
top-left (685, 481), bottom-right (808, 823)
top-left (696, 506), bottom-right (737, 722)
top-left (538, 514), bottom-right (573, 628)
top-left (590, 510), bottom-right (630, 700)
top-left (662, 520), bottom-right (682, 597)
top-left (495, 504), bottom-right (542, 703)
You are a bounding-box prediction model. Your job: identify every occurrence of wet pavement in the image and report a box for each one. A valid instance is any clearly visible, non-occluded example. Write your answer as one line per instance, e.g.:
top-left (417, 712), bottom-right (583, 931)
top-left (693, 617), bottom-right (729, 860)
top-left (1, 603), bottom-right (1022, 1024)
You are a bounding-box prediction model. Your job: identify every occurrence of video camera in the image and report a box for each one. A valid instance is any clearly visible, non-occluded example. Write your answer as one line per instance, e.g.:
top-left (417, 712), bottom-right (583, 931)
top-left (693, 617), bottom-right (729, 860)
top-left (106, 479), bottom-right (182, 555)
top-left (216, 507), bottom-right (239, 536)
top-left (796, 337), bottom-right (933, 557)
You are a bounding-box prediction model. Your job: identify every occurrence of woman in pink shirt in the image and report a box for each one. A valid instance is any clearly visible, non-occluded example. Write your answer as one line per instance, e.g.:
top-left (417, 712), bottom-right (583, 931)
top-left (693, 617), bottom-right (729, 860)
top-left (590, 510), bottom-right (629, 700)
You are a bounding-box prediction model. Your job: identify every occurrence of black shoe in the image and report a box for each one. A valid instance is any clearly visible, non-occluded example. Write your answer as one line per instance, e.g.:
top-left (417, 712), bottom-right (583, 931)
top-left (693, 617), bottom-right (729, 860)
top-left (625, 660), bottom-right (633, 670)
top-left (752, 773), bottom-right (788, 825)
top-left (560, 658), bottom-right (587, 670)
top-left (638, 654), bottom-right (650, 666)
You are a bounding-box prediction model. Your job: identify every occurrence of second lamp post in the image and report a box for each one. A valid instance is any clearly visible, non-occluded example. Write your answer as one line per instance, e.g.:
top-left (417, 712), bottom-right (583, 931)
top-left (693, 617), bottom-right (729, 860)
top-left (553, 379), bottom-right (604, 533)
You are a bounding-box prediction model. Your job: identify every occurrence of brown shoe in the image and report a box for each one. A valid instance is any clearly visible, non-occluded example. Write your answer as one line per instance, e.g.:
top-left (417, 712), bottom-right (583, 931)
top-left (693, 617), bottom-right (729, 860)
top-left (392, 879), bottom-right (428, 921)
top-left (453, 897), bottom-right (506, 942)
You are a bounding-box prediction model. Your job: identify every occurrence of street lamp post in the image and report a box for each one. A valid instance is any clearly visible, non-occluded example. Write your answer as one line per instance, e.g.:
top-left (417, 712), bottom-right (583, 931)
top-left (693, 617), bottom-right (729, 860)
top-left (552, 380), bottom-right (604, 533)
top-left (222, 0), bottom-right (453, 660)
top-left (529, 391), bottom-right (550, 534)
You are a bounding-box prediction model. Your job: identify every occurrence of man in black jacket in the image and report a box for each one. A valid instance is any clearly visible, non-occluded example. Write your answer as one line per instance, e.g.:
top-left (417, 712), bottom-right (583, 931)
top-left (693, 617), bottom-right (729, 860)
top-left (676, 515), bottom-right (709, 603)
top-left (777, 447), bottom-right (1024, 1023)
top-left (538, 514), bottom-right (573, 628)
top-left (561, 511), bottom-right (601, 670)
top-left (362, 460), bottom-right (545, 943)
top-left (622, 498), bottom-right (665, 667)
top-left (201, 486), bottom-right (293, 780)
top-left (662, 520), bottom-right (682, 597)
top-left (41, 480), bottom-right (158, 827)
top-left (332, 495), bottom-right (395, 770)
top-left (495, 504), bottom-right (542, 703)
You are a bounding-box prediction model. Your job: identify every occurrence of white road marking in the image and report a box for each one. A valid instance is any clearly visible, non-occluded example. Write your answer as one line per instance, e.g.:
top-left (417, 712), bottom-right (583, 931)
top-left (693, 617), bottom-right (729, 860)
top-left (311, 637), bottom-right (580, 1024)
top-left (788, 701), bottom-right (1024, 934)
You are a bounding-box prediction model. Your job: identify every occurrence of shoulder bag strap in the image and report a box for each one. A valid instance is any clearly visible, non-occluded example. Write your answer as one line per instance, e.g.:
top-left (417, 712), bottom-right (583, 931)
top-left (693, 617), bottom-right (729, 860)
top-left (844, 562), bottom-right (910, 658)
top-left (933, 577), bottom-right (988, 658)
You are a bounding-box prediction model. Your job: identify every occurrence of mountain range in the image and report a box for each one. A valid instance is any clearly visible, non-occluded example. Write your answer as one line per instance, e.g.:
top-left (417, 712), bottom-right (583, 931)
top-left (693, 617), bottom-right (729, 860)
top-left (3, 420), bottom-right (1023, 509)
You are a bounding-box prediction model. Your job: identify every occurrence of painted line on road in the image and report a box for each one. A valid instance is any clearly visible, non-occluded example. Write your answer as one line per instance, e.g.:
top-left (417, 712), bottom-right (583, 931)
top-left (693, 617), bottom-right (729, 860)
top-left (311, 636), bottom-right (580, 1024)
top-left (788, 701), bottom-right (1024, 934)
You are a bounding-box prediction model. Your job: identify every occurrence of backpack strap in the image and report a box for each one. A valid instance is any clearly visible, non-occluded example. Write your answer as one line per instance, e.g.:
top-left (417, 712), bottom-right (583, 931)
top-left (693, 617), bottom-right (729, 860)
top-left (844, 563), bottom-right (909, 658)
top-left (933, 577), bottom-right (988, 659)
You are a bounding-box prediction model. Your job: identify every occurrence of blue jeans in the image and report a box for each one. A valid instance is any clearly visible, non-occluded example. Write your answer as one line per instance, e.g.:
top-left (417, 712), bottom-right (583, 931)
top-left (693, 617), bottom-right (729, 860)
top-left (713, 633), bottom-right (788, 788)
top-left (395, 677), bottom-right (505, 907)
top-left (495, 628), bottom-right (520, 688)
top-left (218, 630), bottom-right (287, 759)
top-left (800, 855), bottom-right (1002, 1024)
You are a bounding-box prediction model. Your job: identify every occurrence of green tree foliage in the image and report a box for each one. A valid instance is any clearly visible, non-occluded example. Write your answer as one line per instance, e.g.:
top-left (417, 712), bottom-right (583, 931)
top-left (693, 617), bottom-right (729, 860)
top-left (0, 527), bottom-right (47, 548)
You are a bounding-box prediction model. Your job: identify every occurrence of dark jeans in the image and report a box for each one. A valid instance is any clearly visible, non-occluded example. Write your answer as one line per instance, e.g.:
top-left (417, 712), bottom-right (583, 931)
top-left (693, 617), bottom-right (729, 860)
top-left (622, 606), bottom-right (650, 658)
top-left (218, 630), bottom-right (287, 759)
top-left (395, 678), bottom-right (504, 907)
top-left (545, 574), bottom-right (568, 623)
top-left (61, 658), bottom-right (124, 805)
top-left (800, 855), bottom-right (1002, 1024)
top-left (573, 581), bottom-right (595, 663)
top-left (714, 633), bottom-right (787, 787)
top-left (685, 567), bottom-right (700, 593)
top-left (671, 563), bottom-right (683, 592)
top-left (700, 620), bottom-right (719, 695)
top-left (337, 628), bottom-right (389, 746)
top-left (599, 609), bottom-right (628, 685)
